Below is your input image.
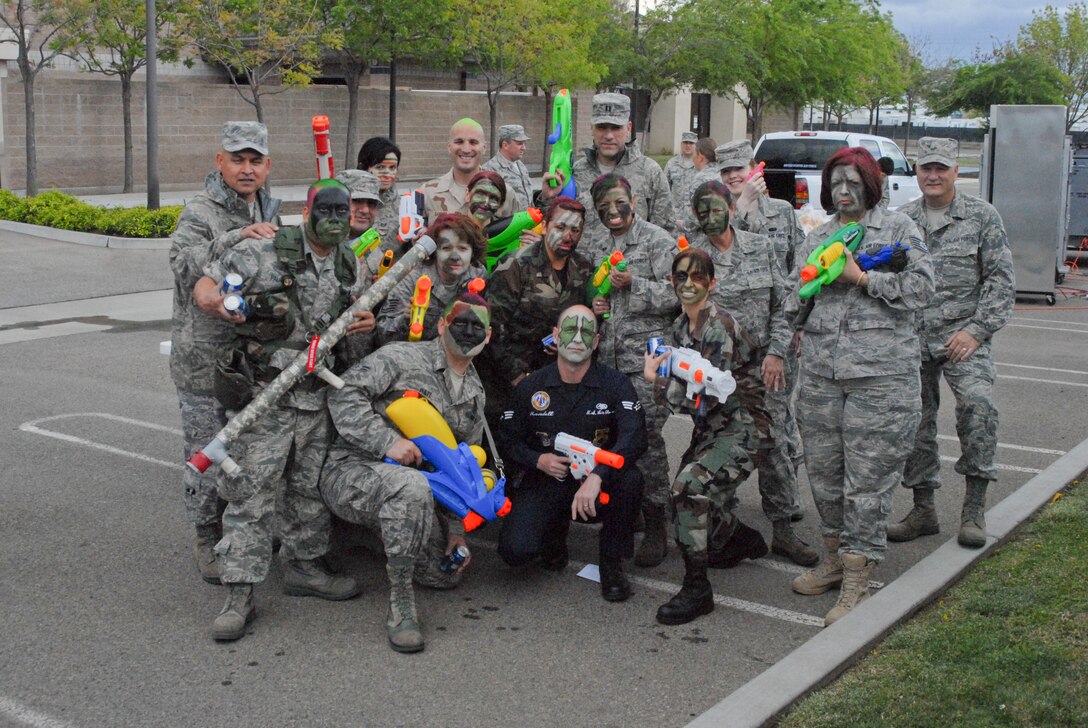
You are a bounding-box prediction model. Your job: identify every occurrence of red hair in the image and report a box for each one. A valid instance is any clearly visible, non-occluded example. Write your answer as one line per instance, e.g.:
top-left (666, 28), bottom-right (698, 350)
top-left (820, 147), bottom-right (883, 213)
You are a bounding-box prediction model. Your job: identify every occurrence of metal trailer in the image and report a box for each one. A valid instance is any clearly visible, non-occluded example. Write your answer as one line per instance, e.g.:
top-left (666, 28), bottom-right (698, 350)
top-left (1067, 145), bottom-right (1088, 249)
top-left (980, 105), bottom-right (1070, 305)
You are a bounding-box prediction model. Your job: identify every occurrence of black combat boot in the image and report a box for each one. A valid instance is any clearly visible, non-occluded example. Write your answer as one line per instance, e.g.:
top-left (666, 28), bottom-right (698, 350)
top-left (656, 551), bottom-right (714, 625)
top-left (707, 519), bottom-right (768, 568)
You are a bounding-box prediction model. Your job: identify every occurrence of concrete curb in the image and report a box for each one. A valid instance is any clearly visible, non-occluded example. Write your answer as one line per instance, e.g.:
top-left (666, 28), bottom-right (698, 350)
top-left (686, 436), bottom-right (1088, 728)
top-left (0, 219), bottom-right (170, 250)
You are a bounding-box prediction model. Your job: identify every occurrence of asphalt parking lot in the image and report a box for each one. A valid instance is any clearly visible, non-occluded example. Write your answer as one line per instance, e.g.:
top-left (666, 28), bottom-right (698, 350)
top-left (2, 230), bottom-right (1087, 728)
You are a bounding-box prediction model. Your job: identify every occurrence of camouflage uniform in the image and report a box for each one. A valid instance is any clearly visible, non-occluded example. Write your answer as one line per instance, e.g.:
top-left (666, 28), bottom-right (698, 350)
top-left (374, 186), bottom-right (401, 245)
top-left (664, 154), bottom-right (695, 217)
top-left (582, 216), bottom-right (679, 507)
top-left (483, 153), bottom-right (534, 212)
top-left (421, 169), bottom-right (514, 223)
top-left (654, 302), bottom-right (770, 551)
top-left (169, 170), bottom-right (280, 527)
top-left (204, 226), bottom-right (356, 583)
top-left (792, 207), bottom-right (934, 561)
top-left (898, 192), bottom-right (1014, 490)
top-left (676, 166), bottom-right (724, 235)
top-left (375, 262), bottom-right (487, 344)
top-left (322, 338), bottom-right (486, 588)
top-left (690, 226), bottom-right (799, 521)
top-left (572, 143), bottom-right (676, 247)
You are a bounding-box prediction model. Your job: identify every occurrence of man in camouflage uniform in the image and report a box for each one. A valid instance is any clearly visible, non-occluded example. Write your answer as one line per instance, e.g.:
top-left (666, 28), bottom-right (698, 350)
top-left (889, 137), bottom-right (1015, 549)
top-left (483, 124), bottom-right (534, 211)
top-left (644, 248), bottom-right (770, 625)
top-left (321, 292), bottom-right (492, 653)
top-left (665, 130), bottom-right (697, 217)
top-left (334, 169), bottom-right (386, 362)
top-left (539, 93), bottom-right (675, 245)
top-left (169, 121), bottom-right (280, 585)
top-left (584, 174), bottom-right (679, 568)
top-left (421, 118), bottom-right (514, 222)
top-left (192, 179), bottom-right (374, 641)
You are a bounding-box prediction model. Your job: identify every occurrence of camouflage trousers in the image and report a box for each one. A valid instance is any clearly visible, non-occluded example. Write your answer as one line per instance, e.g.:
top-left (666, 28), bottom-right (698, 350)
top-left (671, 421), bottom-right (761, 553)
top-left (177, 389), bottom-right (226, 527)
top-left (903, 348), bottom-right (998, 489)
top-left (756, 346), bottom-right (802, 521)
top-left (214, 404), bottom-right (333, 584)
top-left (320, 457), bottom-right (460, 589)
top-left (630, 373), bottom-right (673, 507)
top-left (797, 370), bottom-right (921, 562)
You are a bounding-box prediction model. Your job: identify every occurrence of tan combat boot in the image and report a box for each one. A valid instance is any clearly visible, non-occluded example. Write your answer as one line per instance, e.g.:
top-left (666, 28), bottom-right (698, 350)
top-left (194, 523), bottom-right (221, 585)
top-left (386, 557), bottom-right (424, 653)
top-left (771, 519), bottom-right (820, 567)
top-left (212, 584), bottom-right (255, 641)
top-left (824, 552), bottom-right (875, 626)
top-left (887, 487), bottom-right (939, 542)
top-left (958, 477), bottom-right (989, 549)
top-left (792, 537), bottom-right (843, 595)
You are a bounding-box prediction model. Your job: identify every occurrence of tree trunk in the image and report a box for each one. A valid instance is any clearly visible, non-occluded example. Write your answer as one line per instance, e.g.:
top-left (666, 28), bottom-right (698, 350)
top-left (388, 58), bottom-right (397, 142)
top-left (488, 88), bottom-right (499, 153)
top-left (344, 65), bottom-right (362, 166)
top-left (121, 72), bottom-right (134, 193)
top-left (904, 95), bottom-right (913, 155)
top-left (21, 61), bottom-right (37, 196)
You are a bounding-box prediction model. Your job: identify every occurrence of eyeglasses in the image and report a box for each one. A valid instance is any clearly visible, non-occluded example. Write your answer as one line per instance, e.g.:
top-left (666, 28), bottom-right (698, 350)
top-left (672, 271), bottom-right (710, 285)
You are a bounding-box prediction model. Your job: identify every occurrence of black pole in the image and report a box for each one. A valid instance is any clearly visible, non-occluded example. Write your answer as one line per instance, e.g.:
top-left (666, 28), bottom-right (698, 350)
top-left (145, 0), bottom-right (160, 209)
top-left (388, 59), bottom-right (397, 143)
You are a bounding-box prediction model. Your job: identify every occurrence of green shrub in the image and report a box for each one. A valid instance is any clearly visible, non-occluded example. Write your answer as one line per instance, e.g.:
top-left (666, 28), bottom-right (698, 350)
top-left (0, 190), bottom-right (181, 238)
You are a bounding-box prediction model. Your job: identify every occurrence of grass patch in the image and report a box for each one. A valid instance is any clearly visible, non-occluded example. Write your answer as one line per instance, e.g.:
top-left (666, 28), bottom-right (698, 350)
top-left (0, 189), bottom-right (181, 238)
top-left (778, 481), bottom-right (1088, 728)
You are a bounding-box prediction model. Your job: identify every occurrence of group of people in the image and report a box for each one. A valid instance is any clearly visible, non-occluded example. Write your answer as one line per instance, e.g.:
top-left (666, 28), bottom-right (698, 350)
top-left (168, 90), bottom-right (1014, 653)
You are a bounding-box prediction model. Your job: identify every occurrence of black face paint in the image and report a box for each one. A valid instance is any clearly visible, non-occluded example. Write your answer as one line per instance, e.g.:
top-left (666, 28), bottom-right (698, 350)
top-left (307, 184), bottom-right (352, 248)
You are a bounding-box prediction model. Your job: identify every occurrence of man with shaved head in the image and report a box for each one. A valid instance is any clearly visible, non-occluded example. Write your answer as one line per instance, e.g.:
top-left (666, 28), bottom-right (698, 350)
top-left (421, 118), bottom-right (514, 222)
top-left (497, 305), bottom-right (648, 602)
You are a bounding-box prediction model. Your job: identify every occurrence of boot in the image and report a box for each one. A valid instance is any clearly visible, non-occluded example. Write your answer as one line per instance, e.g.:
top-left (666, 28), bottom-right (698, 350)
top-left (212, 584), bottom-right (255, 641)
top-left (887, 487), bottom-right (939, 542)
top-left (792, 537), bottom-right (844, 595)
top-left (599, 557), bottom-right (632, 602)
top-left (386, 557), bottom-right (424, 653)
top-left (771, 519), bottom-right (820, 567)
top-left (656, 551), bottom-right (714, 625)
top-left (824, 552), bottom-right (875, 626)
top-left (707, 519), bottom-right (768, 569)
top-left (958, 477), bottom-right (989, 549)
top-left (634, 503), bottom-right (668, 568)
top-left (194, 523), bottom-right (221, 585)
top-left (282, 558), bottom-right (361, 600)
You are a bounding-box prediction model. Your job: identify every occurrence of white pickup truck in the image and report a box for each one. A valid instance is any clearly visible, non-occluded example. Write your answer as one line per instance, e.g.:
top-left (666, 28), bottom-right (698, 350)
top-left (753, 131), bottom-right (921, 213)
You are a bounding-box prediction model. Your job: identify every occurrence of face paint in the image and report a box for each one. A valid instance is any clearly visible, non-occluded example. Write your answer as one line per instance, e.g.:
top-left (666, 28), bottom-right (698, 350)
top-left (694, 193), bottom-right (730, 236)
top-left (441, 302), bottom-right (490, 358)
top-left (467, 181), bottom-right (502, 225)
top-left (672, 257), bottom-right (712, 307)
top-left (306, 183), bottom-right (351, 249)
top-left (435, 229), bottom-right (473, 284)
top-left (556, 311), bottom-right (596, 364)
top-left (830, 165), bottom-right (866, 219)
top-left (544, 210), bottom-right (583, 258)
top-left (369, 152), bottom-right (399, 190)
top-left (595, 186), bottom-right (634, 233)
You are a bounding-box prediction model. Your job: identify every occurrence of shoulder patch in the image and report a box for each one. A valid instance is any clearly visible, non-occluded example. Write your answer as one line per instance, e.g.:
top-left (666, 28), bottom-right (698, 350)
top-left (531, 391), bottom-right (551, 411)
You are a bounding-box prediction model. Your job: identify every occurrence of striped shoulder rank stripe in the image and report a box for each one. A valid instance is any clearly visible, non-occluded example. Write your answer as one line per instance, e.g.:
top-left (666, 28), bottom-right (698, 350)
top-left (500, 410), bottom-right (514, 421)
top-left (621, 400), bottom-right (641, 411)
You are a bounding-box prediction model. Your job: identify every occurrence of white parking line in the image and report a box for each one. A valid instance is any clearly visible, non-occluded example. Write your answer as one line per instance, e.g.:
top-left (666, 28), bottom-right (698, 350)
top-left (1006, 323), bottom-right (1088, 335)
top-left (1013, 317), bottom-right (1088, 328)
top-left (997, 374), bottom-right (1088, 388)
top-left (18, 412), bottom-right (183, 471)
top-left (937, 433), bottom-right (1066, 456)
top-left (938, 454), bottom-right (1041, 474)
top-left (996, 361), bottom-right (1088, 377)
top-left (0, 697), bottom-right (76, 728)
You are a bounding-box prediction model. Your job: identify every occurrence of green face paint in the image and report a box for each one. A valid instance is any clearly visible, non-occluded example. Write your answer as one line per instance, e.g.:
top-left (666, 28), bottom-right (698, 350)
top-left (306, 183), bottom-right (351, 248)
top-left (694, 193), bottom-right (730, 236)
top-left (556, 311), bottom-right (596, 364)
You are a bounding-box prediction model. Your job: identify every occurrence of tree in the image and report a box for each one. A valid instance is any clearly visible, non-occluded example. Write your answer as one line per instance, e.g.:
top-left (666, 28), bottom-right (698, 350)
top-left (50, 0), bottom-right (184, 192)
top-left (857, 31), bottom-right (912, 133)
top-left (927, 52), bottom-right (1067, 121)
top-left (179, 0), bottom-right (340, 123)
top-left (0, 0), bottom-right (80, 195)
top-left (1016, 2), bottom-right (1088, 130)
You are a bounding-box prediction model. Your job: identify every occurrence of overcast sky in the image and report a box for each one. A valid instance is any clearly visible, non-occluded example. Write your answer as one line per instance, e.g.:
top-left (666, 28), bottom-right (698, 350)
top-left (880, 1), bottom-right (1075, 62)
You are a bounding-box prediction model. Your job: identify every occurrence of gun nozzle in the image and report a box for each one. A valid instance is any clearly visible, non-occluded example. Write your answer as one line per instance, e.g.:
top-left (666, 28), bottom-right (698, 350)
top-left (800, 265), bottom-right (817, 282)
top-left (497, 498), bottom-right (512, 517)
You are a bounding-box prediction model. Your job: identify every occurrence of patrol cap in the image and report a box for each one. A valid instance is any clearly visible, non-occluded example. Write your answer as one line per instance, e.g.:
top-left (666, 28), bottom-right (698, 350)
top-left (591, 93), bottom-right (631, 126)
top-left (499, 124), bottom-right (530, 142)
top-left (917, 137), bottom-right (958, 167)
top-left (681, 131), bottom-right (698, 143)
top-left (334, 169), bottom-right (383, 204)
top-left (221, 121), bottom-right (268, 156)
top-left (715, 139), bottom-right (754, 169)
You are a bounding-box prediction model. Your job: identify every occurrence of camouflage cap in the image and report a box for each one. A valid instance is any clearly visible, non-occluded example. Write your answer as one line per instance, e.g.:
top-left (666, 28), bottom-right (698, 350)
top-left (591, 93), bottom-right (631, 126)
top-left (917, 137), bottom-right (957, 167)
top-left (680, 131), bottom-right (698, 143)
top-left (221, 121), bottom-right (268, 156)
top-left (499, 124), bottom-right (530, 142)
top-left (715, 139), bottom-right (754, 169)
top-left (334, 169), bottom-right (383, 204)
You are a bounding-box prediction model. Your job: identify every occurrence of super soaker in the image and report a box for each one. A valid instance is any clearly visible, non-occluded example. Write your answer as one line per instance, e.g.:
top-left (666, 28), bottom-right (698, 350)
top-left (407, 275), bottom-right (433, 342)
top-left (312, 115), bottom-right (334, 180)
top-left (797, 222), bottom-right (865, 299)
top-left (547, 89), bottom-right (576, 198)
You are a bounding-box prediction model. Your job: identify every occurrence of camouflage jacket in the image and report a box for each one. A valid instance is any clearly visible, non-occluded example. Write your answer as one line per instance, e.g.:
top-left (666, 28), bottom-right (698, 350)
top-left (483, 239), bottom-right (594, 384)
top-left (374, 185), bottom-right (401, 246)
top-left (482, 153), bottom-right (534, 211)
top-left (655, 301), bottom-right (770, 441)
top-left (790, 207), bottom-right (934, 380)
top-left (572, 143), bottom-right (676, 243)
top-left (735, 194), bottom-right (802, 275)
top-left (168, 171), bottom-right (281, 393)
top-left (676, 166), bottom-right (724, 234)
top-left (582, 217), bottom-right (680, 375)
top-left (421, 169), bottom-right (514, 223)
top-left (690, 226), bottom-right (791, 359)
top-left (375, 262), bottom-right (487, 344)
top-left (326, 338), bottom-right (485, 463)
top-left (664, 155), bottom-right (695, 214)
top-left (898, 192), bottom-right (1014, 360)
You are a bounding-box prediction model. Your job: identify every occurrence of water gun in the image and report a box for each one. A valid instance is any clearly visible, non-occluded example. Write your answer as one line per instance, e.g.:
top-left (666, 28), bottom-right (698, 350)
top-left (484, 207), bottom-right (544, 273)
top-left (797, 222), bottom-right (865, 299)
top-left (398, 190), bottom-right (427, 243)
top-left (407, 275), bottom-right (432, 341)
top-left (745, 160), bottom-right (766, 181)
top-left (856, 241), bottom-right (910, 272)
top-left (464, 277), bottom-right (486, 296)
top-left (384, 392), bottom-right (511, 532)
top-left (350, 228), bottom-right (380, 258)
top-left (554, 432), bottom-right (624, 505)
top-left (589, 251), bottom-right (627, 319)
top-left (375, 250), bottom-right (394, 279)
top-left (312, 115), bottom-right (334, 180)
top-left (676, 235), bottom-right (689, 254)
top-left (546, 88), bottom-right (577, 199)
top-left (647, 339), bottom-right (737, 415)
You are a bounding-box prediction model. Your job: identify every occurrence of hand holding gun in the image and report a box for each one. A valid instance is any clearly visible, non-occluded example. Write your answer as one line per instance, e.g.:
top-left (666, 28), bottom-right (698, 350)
top-left (398, 190), bottom-right (427, 243)
top-left (647, 339), bottom-right (737, 415)
top-left (312, 115), bottom-right (334, 180)
top-left (590, 251), bottom-right (627, 319)
top-left (797, 222), bottom-right (865, 299)
top-left (554, 432), bottom-right (625, 509)
top-left (407, 275), bottom-right (433, 342)
top-left (484, 208), bottom-right (544, 273)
